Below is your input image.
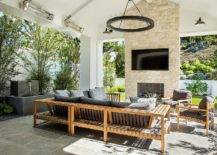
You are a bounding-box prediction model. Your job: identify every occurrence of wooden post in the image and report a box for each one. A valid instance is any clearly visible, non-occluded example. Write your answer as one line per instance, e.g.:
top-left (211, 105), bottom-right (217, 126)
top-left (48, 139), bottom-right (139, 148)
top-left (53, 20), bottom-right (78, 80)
top-left (177, 107), bottom-right (180, 130)
top-left (103, 109), bottom-right (108, 142)
top-left (68, 106), bottom-right (71, 135)
top-left (206, 103), bottom-right (209, 135)
top-left (33, 101), bottom-right (37, 127)
top-left (161, 116), bottom-right (165, 153)
top-left (70, 106), bottom-right (75, 135)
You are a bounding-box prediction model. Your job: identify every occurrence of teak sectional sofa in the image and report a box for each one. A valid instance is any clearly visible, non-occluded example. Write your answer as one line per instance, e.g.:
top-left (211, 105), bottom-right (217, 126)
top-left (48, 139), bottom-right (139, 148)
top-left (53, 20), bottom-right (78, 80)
top-left (33, 89), bottom-right (171, 153)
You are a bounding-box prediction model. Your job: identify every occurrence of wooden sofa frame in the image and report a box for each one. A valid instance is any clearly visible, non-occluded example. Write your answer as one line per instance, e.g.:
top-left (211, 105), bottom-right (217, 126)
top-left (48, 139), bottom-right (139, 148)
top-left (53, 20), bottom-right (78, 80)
top-left (34, 99), bottom-right (170, 153)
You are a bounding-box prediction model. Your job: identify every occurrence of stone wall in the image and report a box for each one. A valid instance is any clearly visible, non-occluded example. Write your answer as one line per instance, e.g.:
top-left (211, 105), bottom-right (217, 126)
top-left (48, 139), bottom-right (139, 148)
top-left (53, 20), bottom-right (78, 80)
top-left (125, 0), bottom-right (180, 98)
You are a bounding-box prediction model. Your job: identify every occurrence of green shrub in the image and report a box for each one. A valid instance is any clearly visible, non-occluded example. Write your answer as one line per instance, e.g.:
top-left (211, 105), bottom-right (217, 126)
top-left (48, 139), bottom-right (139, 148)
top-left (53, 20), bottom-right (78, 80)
top-left (185, 75), bottom-right (208, 96)
top-left (106, 86), bottom-right (125, 93)
top-left (0, 103), bottom-right (14, 116)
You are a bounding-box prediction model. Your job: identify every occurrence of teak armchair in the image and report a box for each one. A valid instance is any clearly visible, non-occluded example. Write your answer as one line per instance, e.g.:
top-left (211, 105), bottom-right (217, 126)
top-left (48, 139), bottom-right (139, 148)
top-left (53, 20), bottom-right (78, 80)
top-left (177, 96), bottom-right (215, 135)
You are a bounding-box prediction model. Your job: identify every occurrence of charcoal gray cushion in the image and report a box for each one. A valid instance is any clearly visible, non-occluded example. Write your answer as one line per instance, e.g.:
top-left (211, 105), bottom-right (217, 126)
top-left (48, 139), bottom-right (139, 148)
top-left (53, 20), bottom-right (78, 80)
top-left (55, 90), bottom-right (70, 97)
top-left (198, 96), bottom-right (215, 110)
top-left (54, 95), bottom-right (81, 103)
top-left (110, 101), bottom-right (131, 108)
top-left (89, 87), bottom-right (107, 100)
top-left (173, 89), bottom-right (192, 101)
top-left (80, 96), bottom-right (110, 106)
top-left (70, 90), bottom-right (84, 97)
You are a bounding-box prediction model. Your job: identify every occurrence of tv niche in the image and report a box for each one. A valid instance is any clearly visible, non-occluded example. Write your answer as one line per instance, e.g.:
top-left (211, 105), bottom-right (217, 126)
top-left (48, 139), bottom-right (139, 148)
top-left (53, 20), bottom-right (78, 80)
top-left (132, 48), bottom-right (169, 70)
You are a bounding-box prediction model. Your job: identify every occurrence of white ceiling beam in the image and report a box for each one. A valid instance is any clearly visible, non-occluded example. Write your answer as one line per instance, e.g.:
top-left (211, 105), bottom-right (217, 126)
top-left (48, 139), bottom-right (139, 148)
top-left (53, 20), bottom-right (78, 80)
top-left (66, 0), bottom-right (94, 19)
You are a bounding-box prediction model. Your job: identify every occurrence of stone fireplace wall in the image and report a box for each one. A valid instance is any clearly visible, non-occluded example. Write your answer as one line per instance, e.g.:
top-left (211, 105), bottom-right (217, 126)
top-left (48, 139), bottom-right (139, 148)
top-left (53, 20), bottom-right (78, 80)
top-left (125, 0), bottom-right (180, 98)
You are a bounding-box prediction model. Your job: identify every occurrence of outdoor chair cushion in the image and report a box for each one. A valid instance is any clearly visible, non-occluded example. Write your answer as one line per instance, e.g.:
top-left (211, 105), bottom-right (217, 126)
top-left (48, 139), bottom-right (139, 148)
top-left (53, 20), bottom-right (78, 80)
top-left (180, 109), bottom-right (214, 121)
top-left (70, 90), bottom-right (84, 97)
top-left (198, 96), bottom-right (215, 110)
top-left (55, 90), bottom-right (70, 97)
top-left (173, 89), bottom-right (192, 101)
top-left (89, 87), bottom-right (107, 100)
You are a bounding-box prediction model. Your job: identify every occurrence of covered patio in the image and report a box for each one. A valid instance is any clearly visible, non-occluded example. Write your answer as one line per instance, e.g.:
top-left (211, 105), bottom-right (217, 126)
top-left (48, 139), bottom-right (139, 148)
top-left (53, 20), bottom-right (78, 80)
top-left (0, 0), bottom-right (217, 154)
top-left (0, 116), bottom-right (216, 155)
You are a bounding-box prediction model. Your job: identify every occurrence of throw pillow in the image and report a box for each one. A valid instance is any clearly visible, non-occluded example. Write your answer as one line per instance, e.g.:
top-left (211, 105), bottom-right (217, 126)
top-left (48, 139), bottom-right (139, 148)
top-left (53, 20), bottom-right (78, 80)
top-left (70, 90), bottom-right (84, 97)
top-left (129, 97), bottom-right (139, 103)
top-left (128, 97), bottom-right (157, 110)
top-left (89, 87), bottom-right (107, 100)
top-left (55, 90), bottom-right (70, 97)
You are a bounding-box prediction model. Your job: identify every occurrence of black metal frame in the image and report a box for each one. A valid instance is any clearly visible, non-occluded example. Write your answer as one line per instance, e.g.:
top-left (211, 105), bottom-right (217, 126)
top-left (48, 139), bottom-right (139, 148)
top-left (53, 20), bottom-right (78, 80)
top-left (106, 15), bottom-right (154, 32)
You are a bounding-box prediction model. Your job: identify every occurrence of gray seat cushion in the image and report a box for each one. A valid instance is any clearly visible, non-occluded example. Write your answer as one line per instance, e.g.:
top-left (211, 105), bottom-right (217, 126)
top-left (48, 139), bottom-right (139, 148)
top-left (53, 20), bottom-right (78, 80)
top-left (55, 90), bottom-right (70, 97)
top-left (80, 96), bottom-right (110, 106)
top-left (89, 87), bottom-right (107, 100)
top-left (110, 101), bottom-right (131, 108)
top-left (54, 95), bottom-right (80, 103)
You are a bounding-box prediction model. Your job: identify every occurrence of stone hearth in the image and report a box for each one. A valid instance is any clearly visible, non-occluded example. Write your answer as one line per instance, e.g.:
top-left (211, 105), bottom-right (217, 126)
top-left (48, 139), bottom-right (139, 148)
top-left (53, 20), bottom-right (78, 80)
top-left (137, 83), bottom-right (164, 98)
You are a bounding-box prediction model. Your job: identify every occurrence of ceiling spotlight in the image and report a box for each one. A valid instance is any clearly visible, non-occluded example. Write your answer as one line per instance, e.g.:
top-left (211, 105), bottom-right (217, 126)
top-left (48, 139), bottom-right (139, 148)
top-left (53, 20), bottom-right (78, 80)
top-left (103, 27), bottom-right (113, 34)
top-left (19, 0), bottom-right (54, 21)
top-left (20, 0), bottom-right (31, 11)
top-left (64, 18), bottom-right (84, 33)
top-left (195, 17), bottom-right (205, 25)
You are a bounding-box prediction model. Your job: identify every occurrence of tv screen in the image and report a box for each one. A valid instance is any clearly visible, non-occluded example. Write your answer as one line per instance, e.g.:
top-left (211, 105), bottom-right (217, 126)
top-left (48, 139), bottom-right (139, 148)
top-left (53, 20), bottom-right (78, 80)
top-left (132, 48), bottom-right (169, 70)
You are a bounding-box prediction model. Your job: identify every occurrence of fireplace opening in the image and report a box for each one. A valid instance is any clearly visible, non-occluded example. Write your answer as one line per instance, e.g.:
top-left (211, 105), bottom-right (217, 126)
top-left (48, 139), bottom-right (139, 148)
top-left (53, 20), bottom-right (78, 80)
top-left (137, 83), bottom-right (164, 98)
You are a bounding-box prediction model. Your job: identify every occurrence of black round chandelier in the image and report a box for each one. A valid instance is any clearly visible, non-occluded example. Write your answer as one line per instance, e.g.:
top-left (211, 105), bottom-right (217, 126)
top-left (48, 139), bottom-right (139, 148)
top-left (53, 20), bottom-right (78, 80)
top-left (106, 0), bottom-right (154, 33)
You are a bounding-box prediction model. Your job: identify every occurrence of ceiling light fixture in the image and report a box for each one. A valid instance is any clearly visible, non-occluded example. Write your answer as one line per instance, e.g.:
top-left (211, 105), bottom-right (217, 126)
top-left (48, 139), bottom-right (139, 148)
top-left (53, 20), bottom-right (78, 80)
top-left (106, 0), bottom-right (154, 33)
top-left (19, 0), bottom-right (54, 21)
top-left (64, 16), bottom-right (84, 33)
top-left (195, 17), bottom-right (205, 25)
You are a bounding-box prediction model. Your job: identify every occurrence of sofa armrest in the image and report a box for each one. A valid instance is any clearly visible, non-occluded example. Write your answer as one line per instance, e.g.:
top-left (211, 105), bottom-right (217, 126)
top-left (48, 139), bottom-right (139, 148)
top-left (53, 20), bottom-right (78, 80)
top-left (176, 105), bottom-right (207, 112)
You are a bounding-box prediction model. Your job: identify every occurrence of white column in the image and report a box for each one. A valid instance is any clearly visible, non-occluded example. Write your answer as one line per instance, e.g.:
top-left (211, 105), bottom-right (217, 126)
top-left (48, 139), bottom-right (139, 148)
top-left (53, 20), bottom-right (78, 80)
top-left (96, 40), bottom-right (104, 87)
top-left (79, 35), bottom-right (97, 90)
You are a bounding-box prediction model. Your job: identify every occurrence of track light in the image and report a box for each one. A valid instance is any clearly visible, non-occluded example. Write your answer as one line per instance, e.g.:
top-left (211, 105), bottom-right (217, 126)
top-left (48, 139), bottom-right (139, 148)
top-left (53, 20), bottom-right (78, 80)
top-left (19, 0), bottom-right (54, 21)
top-left (195, 17), bottom-right (205, 25)
top-left (103, 27), bottom-right (113, 34)
top-left (64, 18), bottom-right (84, 33)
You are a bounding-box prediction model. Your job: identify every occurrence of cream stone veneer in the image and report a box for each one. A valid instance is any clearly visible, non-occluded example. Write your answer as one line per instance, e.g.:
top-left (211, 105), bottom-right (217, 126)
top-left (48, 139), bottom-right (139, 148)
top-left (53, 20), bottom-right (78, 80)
top-left (125, 0), bottom-right (180, 98)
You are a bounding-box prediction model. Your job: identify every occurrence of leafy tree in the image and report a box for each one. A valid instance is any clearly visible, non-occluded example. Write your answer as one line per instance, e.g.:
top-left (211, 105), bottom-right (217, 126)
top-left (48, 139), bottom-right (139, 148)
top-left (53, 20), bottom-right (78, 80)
top-left (103, 51), bottom-right (116, 87)
top-left (21, 23), bottom-right (62, 93)
top-left (0, 15), bottom-right (23, 96)
top-left (54, 35), bottom-right (80, 90)
top-left (181, 59), bottom-right (214, 79)
top-left (103, 41), bottom-right (125, 79)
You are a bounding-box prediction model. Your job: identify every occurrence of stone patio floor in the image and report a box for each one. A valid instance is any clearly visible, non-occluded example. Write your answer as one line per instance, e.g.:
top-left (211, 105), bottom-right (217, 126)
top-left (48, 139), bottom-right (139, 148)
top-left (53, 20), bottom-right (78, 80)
top-left (0, 116), bottom-right (216, 155)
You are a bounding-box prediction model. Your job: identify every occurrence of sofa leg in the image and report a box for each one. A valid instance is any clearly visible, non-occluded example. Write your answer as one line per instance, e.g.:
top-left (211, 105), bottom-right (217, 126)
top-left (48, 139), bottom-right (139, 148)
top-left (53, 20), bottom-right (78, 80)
top-left (177, 117), bottom-right (179, 130)
top-left (104, 131), bottom-right (108, 142)
top-left (161, 138), bottom-right (165, 153)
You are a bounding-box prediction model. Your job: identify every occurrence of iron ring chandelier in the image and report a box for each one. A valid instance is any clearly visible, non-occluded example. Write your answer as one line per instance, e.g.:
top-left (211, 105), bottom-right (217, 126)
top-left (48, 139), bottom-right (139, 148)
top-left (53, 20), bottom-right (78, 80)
top-left (107, 15), bottom-right (154, 32)
top-left (105, 0), bottom-right (154, 33)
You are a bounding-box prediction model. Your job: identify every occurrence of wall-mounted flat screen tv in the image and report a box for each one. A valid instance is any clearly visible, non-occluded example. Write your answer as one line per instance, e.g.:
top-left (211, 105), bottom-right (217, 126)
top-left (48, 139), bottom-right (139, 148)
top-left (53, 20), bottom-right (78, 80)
top-left (132, 48), bottom-right (169, 70)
